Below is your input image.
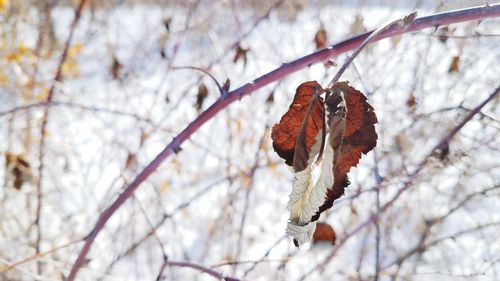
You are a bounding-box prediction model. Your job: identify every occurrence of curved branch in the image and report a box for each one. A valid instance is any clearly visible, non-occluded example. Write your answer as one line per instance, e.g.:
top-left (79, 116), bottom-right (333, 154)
top-left (156, 260), bottom-right (241, 281)
top-left (66, 4), bottom-right (500, 280)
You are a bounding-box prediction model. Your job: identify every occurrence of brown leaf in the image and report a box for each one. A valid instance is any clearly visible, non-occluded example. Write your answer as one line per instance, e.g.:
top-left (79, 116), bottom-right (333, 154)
top-left (312, 222), bottom-right (336, 245)
top-left (163, 17), bottom-right (172, 32)
top-left (196, 83), bottom-right (208, 110)
top-left (266, 91), bottom-right (274, 105)
top-left (125, 152), bottom-right (136, 170)
top-left (139, 129), bottom-right (148, 147)
top-left (271, 81), bottom-right (325, 166)
top-left (324, 60), bottom-right (337, 68)
top-left (436, 26), bottom-right (456, 44)
top-left (5, 152), bottom-right (31, 190)
top-left (314, 27), bottom-right (327, 49)
top-left (350, 14), bottom-right (366, 35)
top-left (406, 93), bottom-right (417, 108)
top-left (313, 82), bottom-right (377, 220)
top-left (110, 56), bottom-right (122, 80)
top-left (449, 56), bottom-right (460, 73)
top-left (233, 45), bottom-right (250, 65)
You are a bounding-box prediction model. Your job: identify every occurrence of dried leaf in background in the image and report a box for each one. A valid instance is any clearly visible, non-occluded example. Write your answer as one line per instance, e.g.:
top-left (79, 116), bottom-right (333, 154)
top-left (312, 222), bottom-right (336, 245)
top-left (314, 26), bottom-right (327, 49)
top-left (196, 83), bottom-right (208, 111)
top-left (233, 44), bottom-right (250, 66)
top-left (4, 152), bottom-right (31, 190)
top-left (271, 81), bottom-right (325, 166)
top-left (449, 55), bottom-right (460, 73)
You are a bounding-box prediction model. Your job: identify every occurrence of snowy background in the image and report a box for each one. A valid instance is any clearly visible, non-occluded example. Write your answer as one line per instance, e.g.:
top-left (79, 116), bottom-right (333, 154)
top-left (1, 0), bottom-right (499, 280)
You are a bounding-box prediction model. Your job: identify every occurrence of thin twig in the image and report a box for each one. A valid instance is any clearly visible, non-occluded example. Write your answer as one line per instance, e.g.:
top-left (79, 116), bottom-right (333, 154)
top-left (243, 235), bottom-right (287, 277)
top-left (0, 239), bottom-right (82, 273)
top-left (328, 11), bottom-right (417, 87)
top-left (0, 101), bottom-right (155, 125)
top-left (34, 0), bottom-right (87, 275)
top-left (382, 185), bottom-right (500, 269)
top-left (172, 66), bottom-right (224, 94)
top-left (157, 260), bottom-right (241, 281)
top-left (66, 5), bottom-right (500, 280)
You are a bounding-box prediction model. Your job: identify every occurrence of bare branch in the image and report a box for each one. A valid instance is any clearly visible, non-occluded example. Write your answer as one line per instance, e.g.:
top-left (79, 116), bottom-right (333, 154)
top-left (156, 260), bottom-right (241, 281)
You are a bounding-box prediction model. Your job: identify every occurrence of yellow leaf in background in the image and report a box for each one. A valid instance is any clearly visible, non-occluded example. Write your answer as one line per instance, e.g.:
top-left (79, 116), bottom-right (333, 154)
top-left (5, 43), bottom-right (31, 62)
top-left (0, 72), bottom-right (7, 85)
top-left (18, 43), bottom-right (30, 56)
top-left (37, 87), bottom-right (49, 101)
top-left (234, 119), bottom-right (241, 134)
top-left (68, 43), bottom-right (83, 57)
top-left (6, 52), bottom-right (20, 62)
top-left (0, 0), bottom-right (8, 13)
top-left (159, 180), bottom-right (170, 194)
top-left (171, 158), bottom-right (182, 173)
top-left (61, 59), bottom-right (80, 78)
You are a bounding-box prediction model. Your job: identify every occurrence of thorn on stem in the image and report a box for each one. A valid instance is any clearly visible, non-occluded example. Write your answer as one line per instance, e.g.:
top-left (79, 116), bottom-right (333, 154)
top-left (172, 145), bottom-right (182, 154)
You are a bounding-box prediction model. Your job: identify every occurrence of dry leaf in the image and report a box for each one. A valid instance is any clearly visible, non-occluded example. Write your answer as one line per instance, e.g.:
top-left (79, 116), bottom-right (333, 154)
top-left (406, 93), bottom-right (417, 108)
top-left (314, 82), bottom-right (377, 220)
top-left (436, 26), bottom-right (456, 44)
top-left (312, 222), bottom-right (336, 245)
top-left (272, 81), bottom-right (377, 245)
top-left (350, 14), bottom-right (366, 34)
top-left (233, 45), bottom-right (250, 66)
top-left (314, 27), bottom-right (327, 49)
top-left (159, 179), bottom-right (170, 194)
top-left (5, 152), bottom-right (31, 190)
top-left (271, 81), bottom-right (325, 166)
top-left (111, 56), bottom-right (122, 80)
top-left (196, 83), bottom-right (208, 110)
top-left (125, 152), bottom-right (136, 170)
top-left (324, 60), bottom-right (337, 68)
top-left (163, 17), bottom-right (172, 32)
top-left (449, 56), bottom-right (460, 73)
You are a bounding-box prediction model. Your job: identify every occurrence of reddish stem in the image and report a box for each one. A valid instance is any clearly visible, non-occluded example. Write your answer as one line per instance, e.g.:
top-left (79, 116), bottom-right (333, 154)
top-left (66, 4), bottom-right (500, 280)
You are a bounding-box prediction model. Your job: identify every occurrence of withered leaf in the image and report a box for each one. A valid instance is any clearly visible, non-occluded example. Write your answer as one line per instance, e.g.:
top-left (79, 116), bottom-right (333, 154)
top-left (324, 60), bottom-right (337, 68)
top-left (163, 17), bottom-right (172, 32)
top-left (271, 81), bottom-right (325, 166)
top-left (436, 26), bottom-right (456, 44)
top-left (110, 56), bottom-right (122, 80)
top-left (266, 91), bottom-right (274, 105)
top-left (350, 14), bottom-right (366, 35)
top-left (313, 81), bottom-right (377, 221)
top-left (196, 83), bottom-right (208, 110)
top-left (449, 56), bottom-right (460, 73)
top-left (312, 222), bottom-right (336, 245)
top-left (233, 45), bottom-right (250, 66)
top-left (314, 27), bottom-right (327, 49)
top-left (5, 152), bottom-right (31, 190)
top-left (125, 152), bottom-right (136, 170)
top-left (272, 81), bottom-right (377, 246)
top-left (406, 93), bottom-right (417, 108)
